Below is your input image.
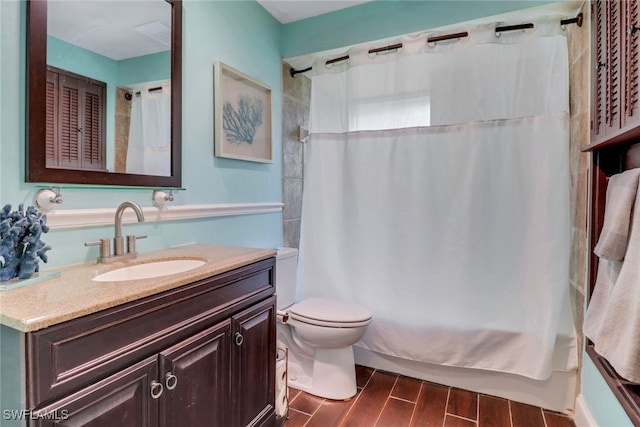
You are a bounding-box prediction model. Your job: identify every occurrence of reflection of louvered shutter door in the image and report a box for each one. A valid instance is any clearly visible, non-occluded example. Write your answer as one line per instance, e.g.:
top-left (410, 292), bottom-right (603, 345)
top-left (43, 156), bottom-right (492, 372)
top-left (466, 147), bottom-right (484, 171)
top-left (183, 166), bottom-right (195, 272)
top-left (45, 71), bottom-right (58, 167)
top-left (82, 82), bottom-right (104, 169)
top-left (45, 66), bottom-right (106, 171)
top-left (59, 76), bottom-right (81, 169)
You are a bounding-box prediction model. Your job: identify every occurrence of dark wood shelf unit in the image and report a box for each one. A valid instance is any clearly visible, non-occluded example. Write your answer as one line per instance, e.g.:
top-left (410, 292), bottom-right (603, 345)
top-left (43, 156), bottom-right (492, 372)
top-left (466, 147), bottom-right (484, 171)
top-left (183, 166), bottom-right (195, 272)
top-left (583, 126), bottom-right (640, 152)
top-left (585, 142), bottom-right (640, 427)
top-left (587, 1), bottom-right (640, 424)
top-left (585, 141), bottom-right (640, 427)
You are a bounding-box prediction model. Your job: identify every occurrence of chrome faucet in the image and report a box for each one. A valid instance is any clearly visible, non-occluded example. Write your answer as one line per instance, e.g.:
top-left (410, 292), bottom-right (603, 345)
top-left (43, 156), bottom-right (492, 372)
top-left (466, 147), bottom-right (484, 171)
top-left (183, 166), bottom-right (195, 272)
top-left (114, 201), bottom-right (145, 256)
top-left (85, 201), bottom-right (147, 263)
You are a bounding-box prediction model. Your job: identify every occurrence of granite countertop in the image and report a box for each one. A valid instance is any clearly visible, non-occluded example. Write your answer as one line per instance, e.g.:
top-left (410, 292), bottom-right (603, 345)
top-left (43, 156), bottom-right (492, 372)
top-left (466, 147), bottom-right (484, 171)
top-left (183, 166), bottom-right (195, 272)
top-left (0, 243), bottom-right (276, 333)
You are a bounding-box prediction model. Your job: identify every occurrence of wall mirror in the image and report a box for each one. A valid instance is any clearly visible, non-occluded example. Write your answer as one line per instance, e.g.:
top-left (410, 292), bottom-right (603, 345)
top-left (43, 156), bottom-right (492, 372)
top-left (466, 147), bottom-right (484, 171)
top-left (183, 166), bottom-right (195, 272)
top-left (27, 0), bottom-right (182, 187)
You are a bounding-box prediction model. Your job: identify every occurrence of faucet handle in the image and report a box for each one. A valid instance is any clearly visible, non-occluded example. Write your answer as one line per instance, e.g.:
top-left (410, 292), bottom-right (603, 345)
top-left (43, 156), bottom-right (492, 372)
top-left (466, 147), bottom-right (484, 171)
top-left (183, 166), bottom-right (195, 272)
top-left (85, 238), bottom-right (111, 260)
top-left (126, 235), bottom-right (147, 254)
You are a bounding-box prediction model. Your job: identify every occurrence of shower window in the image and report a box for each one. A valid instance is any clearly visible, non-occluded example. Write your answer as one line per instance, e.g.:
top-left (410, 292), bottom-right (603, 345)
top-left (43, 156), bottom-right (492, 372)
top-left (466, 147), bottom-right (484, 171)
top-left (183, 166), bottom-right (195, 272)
top-left (351, 94), bottom-right (431, 131)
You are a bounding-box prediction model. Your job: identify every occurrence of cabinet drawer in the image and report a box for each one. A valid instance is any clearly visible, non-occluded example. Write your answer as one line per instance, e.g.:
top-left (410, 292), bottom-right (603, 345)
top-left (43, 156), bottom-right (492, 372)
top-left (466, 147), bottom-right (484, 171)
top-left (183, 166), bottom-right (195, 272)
top-left (27, 258), bottom-right (274, 408)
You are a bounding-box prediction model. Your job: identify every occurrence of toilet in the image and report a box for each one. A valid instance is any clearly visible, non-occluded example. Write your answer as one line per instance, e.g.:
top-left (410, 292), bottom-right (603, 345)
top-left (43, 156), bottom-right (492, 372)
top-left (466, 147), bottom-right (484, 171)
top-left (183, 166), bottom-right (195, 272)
top-left (275, 247), bottom-right (372, 400)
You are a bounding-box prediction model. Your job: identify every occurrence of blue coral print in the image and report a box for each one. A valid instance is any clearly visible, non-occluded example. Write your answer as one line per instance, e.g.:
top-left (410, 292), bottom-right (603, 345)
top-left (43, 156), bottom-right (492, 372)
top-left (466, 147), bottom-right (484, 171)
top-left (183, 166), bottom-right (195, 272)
top-left (222, 95), bottom-right (264, 144)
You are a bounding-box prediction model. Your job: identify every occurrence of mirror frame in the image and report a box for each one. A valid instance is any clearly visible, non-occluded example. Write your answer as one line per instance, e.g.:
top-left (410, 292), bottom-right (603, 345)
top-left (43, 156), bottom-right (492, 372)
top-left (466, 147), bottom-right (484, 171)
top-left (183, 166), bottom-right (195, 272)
top-left (26, 0), bottom-right (182, 187)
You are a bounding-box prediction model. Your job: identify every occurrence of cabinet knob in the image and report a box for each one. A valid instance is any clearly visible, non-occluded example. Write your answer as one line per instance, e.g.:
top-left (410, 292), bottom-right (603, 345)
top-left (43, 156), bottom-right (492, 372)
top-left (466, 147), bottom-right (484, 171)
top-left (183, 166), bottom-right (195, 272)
top-left (150, 380), bottom-right (164, 399)
top-left (596, 61), bottom-right (606, 71)
top-left (629, 24), bottom-right (639, 35)
top-left (165, 372), bottom-right (178, 390)
top-left (234, 332), bottom-right (244, 346)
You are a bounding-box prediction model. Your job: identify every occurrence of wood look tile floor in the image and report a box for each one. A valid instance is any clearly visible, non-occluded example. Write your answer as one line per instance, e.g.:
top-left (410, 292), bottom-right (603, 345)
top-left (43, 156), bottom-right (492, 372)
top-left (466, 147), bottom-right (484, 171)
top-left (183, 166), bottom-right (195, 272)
top-left (283, 366), bottom-right (575, 427)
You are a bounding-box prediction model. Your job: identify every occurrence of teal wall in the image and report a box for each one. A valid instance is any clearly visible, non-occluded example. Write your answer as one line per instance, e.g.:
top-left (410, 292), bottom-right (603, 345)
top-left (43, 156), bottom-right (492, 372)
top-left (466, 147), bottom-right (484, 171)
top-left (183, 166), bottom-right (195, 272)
top-left (0, 0), bottom-right (283, 271)
top-left (0, 326), bottom-right (26, 426)
top-left (0, 0), bottom-right (630, 424)
top-left (47, 36), bottom-right (118, 79)
top-left (118, 51), bottom-right (171, 85)
top-left (582, 352), bottom-right (634, 426)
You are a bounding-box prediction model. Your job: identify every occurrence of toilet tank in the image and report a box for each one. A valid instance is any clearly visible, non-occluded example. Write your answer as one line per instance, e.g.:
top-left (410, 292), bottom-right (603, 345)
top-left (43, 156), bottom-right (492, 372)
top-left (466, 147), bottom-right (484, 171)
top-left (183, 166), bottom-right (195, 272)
top-left (275, 247), bottom-right (298, 310)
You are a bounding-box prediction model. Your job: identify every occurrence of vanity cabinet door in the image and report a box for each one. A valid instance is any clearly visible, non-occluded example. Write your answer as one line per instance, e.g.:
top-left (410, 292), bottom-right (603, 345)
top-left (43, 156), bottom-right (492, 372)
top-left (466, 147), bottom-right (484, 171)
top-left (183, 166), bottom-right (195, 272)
top-left (231, 296), bottom-right (276, 427)
top-left (30, 356), bottom-right (159, 427)
top-left (159, 320), bottom-right (231, 427)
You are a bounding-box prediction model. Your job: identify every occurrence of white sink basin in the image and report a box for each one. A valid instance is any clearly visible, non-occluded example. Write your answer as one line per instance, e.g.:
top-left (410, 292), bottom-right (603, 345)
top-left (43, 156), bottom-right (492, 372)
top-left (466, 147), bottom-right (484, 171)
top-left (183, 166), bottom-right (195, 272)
top-left (92, 259), bottom-right (206, 282)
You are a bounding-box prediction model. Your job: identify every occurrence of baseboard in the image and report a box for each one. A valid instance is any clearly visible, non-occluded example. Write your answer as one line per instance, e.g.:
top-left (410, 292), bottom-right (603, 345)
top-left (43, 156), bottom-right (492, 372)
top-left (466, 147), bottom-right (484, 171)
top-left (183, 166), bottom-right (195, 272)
top-left (574, 394), bottom-right (598, 427)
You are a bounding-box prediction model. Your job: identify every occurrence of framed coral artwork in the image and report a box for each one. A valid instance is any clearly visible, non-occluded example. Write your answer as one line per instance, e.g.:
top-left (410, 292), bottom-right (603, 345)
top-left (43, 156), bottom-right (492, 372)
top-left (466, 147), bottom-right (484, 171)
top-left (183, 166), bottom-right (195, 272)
top-left (214, 62), bottom-right (272, 163)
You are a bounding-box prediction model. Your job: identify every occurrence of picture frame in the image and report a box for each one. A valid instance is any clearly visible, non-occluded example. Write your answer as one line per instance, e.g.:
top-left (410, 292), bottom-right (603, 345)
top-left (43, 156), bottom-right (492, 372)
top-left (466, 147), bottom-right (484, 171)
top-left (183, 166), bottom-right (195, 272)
top-left (214, 62), bottom-right (273, 163)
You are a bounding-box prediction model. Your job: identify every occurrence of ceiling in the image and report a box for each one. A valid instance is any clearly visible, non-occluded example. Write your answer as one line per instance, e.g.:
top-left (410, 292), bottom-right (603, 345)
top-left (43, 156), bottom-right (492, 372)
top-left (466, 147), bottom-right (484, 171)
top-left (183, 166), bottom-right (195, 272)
top-left (48, 0), bottom-right (171, 61)
top-left (257, 0), bottom-right (374, 24)
top-left (46, 0), bottom-right (373, 61)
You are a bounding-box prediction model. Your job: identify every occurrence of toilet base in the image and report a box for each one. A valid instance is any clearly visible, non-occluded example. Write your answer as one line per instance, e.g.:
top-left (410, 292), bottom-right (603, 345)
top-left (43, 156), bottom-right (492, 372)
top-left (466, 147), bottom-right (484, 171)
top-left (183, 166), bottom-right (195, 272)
top-left (288, 347), bottom-right (358, 400)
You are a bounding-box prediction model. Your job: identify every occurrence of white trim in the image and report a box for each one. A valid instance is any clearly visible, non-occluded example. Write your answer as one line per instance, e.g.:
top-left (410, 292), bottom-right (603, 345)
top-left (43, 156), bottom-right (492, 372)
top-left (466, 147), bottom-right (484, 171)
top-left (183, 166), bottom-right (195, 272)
top-left (45, 203), bottom-right (284, 230)
top-left (574, 394), bottom-right (598, 427)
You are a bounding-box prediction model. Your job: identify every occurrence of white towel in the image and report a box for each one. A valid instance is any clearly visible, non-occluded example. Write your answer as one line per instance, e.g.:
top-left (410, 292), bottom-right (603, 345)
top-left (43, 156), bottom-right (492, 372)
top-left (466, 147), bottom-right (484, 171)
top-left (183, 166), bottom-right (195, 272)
top-left (593, 168), bottom-right (640, 261)
top-left (584, 169), bottom-right (640, 383)
top-left (583, 258), bottom-right (622, 342)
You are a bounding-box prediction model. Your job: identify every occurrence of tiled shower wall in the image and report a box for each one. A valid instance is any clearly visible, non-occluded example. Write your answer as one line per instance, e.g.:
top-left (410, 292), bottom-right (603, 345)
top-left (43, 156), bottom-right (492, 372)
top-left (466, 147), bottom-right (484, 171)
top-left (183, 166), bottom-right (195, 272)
top-left (281, 63), bottom-right (311, 248)
top-left (114, 87), bottom-right (132, 173)
top-left (567, 2), bottom-right (590, 390)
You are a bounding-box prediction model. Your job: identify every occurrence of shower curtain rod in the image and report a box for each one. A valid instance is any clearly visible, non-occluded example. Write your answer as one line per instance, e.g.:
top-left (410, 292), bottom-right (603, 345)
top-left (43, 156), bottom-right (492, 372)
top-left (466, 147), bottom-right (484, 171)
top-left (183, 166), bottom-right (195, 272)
top-left (124, 86), bottom-right (164, 101)
top-left (289, 12), bottom-right (583, 77)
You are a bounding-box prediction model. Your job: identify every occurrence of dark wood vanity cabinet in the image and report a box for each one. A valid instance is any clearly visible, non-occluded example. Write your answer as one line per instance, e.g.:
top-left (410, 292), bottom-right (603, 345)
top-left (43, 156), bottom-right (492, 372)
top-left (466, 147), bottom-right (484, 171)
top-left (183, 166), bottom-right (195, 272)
top-left (26, 258), bottom-right (277, 427)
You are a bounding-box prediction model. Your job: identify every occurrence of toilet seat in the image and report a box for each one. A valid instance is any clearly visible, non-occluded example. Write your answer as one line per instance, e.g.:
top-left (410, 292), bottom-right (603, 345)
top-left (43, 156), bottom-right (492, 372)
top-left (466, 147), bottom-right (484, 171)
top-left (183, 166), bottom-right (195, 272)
top-left (288, 297), bottom-right (372, 328)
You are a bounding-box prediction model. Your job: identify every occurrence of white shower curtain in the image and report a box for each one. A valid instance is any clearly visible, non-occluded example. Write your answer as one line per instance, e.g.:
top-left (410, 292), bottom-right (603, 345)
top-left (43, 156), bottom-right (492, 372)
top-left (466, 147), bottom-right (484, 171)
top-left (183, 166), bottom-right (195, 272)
top-left (126, 82), bottom-right (171, 176)
top-left (298, 17), bottom-right (576, 380)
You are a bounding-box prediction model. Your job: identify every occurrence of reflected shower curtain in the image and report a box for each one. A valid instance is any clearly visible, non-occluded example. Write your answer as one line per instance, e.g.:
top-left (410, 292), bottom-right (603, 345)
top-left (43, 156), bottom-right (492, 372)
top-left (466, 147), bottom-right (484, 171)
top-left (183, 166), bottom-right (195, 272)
top-left (298, 17), bottom-right (577, 380)
top-left (126, 82), bottom-right (171, 176)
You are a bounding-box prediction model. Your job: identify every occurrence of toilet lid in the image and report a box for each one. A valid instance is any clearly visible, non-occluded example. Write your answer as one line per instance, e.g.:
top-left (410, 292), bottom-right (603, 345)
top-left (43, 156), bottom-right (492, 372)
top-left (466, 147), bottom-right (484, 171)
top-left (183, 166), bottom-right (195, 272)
top-left (289, 297), bottom-right (372, 324)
